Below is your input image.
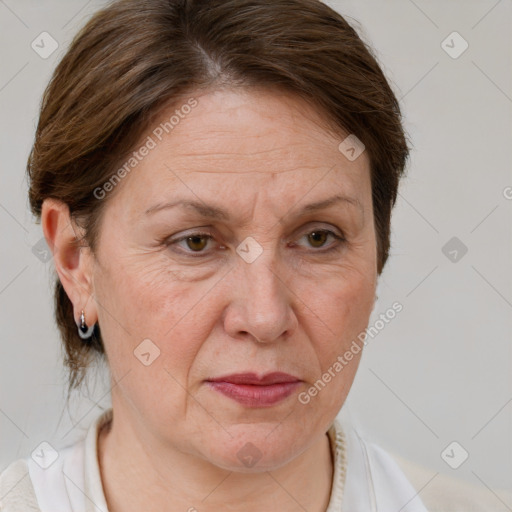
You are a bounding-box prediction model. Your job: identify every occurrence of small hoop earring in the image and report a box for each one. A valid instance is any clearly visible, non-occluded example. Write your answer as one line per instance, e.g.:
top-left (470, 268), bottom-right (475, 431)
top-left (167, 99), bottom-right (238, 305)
top-left (78, 309), bottom-right (95, 340)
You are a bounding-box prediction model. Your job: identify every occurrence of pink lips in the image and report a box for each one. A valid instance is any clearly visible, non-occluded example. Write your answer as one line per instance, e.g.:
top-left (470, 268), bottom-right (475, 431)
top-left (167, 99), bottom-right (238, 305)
top-left (206, 372), bottom-right (302, 407)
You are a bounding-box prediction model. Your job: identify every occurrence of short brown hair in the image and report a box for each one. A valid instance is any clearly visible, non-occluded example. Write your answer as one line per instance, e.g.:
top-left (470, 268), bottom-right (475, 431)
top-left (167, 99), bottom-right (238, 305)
top-left (27, 0), bottom-right (410, 395)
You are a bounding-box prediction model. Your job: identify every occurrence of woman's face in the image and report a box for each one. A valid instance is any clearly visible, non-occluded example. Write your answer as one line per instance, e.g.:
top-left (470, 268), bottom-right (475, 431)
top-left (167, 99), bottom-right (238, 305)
top-left (89, 87), bottom-right (377, 471)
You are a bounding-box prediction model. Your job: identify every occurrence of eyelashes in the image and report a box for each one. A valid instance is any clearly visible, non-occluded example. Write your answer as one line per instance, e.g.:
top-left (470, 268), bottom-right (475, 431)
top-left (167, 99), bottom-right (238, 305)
top-left (164, 228), bottom-right (346, 258)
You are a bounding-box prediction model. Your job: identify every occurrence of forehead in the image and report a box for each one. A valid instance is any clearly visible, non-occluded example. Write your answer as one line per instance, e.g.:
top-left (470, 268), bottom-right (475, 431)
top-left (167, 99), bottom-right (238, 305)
top-left (109, 87), bottom-right (371, 219)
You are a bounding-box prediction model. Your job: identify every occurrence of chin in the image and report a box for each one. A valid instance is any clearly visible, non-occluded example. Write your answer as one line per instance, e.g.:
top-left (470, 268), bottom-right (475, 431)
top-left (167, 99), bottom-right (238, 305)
top-left (199, 426), bottom-right (309, 473)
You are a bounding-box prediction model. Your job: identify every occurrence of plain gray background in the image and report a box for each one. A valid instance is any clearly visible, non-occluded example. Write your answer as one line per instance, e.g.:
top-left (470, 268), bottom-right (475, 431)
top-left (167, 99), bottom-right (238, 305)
top-left (1, 0), bottom-right (511, 500)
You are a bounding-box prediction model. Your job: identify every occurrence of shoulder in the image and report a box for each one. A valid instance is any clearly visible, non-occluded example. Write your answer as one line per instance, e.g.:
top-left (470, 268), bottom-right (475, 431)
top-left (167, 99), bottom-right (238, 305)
top-left (0, 458), bottom-right (40, 511)
top-left (389, 448), bottom-right (512, 512)
top-left (334, 420), bottom-right (511, 512)
top-left (0, 409), bottom-right (112, 512)
top-left (333, 420), bottom-right (429, 511)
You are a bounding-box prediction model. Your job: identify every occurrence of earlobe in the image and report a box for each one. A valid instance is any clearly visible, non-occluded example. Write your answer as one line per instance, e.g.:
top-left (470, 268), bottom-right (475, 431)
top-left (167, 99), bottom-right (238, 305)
top-left (40, 198), bottom-right (98, 326)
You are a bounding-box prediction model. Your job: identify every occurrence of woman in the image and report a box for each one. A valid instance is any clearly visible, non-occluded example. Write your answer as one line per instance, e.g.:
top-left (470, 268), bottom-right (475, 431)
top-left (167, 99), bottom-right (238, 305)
top-left (0, 0), bottom-right (432, 510)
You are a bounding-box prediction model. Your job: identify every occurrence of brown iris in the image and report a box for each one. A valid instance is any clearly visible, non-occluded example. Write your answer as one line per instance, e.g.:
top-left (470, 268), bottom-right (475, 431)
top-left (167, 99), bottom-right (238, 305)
top-left (307, 230), bottom-right (329, 248)
top-left (186, 235), bottom-right (209, 252)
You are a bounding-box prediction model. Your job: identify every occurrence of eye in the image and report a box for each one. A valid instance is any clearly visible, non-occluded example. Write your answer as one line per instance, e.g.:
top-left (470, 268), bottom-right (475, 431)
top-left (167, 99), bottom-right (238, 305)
top-left (164, 227), bottom-right (345, 257)
top-left (166, 231), bottom-right (218, 256)
top-left (294, 228), bottom-right (345, 251)
top-left (182, 233), bottom-right (211, 252)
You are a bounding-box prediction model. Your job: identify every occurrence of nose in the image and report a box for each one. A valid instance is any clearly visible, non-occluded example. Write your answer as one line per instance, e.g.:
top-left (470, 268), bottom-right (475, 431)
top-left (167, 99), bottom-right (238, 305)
top-left (222, 255), bottom-right (298, 344)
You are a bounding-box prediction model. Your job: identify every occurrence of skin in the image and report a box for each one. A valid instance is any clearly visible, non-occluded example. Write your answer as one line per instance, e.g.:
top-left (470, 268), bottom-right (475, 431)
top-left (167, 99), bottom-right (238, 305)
top-left (42, 87), bottom-right (378, 512)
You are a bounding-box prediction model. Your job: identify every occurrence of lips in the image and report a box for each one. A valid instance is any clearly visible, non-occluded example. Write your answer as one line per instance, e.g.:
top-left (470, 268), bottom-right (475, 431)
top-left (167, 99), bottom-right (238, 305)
top-left (207, 372), bottom-right (301, 385)
top-left (205, 372), bottom-right (302, 407)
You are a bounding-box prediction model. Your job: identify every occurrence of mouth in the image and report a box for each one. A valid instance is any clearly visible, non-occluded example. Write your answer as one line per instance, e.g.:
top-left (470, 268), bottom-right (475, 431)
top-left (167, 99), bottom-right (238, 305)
top-left (205, 372), bottom-right (302, 407)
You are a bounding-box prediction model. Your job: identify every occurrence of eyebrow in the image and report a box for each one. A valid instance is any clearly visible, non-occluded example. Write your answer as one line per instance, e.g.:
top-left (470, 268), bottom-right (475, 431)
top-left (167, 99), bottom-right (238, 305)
top-left (144, 194), bottom-right (362, 220)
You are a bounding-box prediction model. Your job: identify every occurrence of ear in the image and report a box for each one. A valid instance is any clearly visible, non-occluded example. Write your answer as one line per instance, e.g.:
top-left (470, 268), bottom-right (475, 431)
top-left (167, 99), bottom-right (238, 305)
top-left (41, 198), bottom-right (98, 327)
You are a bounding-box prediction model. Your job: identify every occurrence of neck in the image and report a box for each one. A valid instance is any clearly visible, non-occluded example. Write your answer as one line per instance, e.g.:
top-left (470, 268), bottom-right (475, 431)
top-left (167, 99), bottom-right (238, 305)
top-left (97, 408), bottom-right (334, 512)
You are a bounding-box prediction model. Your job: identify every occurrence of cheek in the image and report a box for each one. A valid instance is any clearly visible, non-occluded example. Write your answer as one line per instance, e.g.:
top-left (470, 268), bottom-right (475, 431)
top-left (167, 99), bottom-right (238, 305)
top-left (96, 253), bottom-right (194, 333)
top-left (93, 261), bottom-right (207, 424)
top-left (293, 253), bottom-right (375, 411)
top-left (299, 257), bottom-right (375, 350)
top-left (334, 270), bottom-right (375, 333)
top-left (296, 278), bottom-right (372, 414)
top-left (321, 280), bottom-right (373, 371)
top-left (93, 256), bottom-right (220, 384)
